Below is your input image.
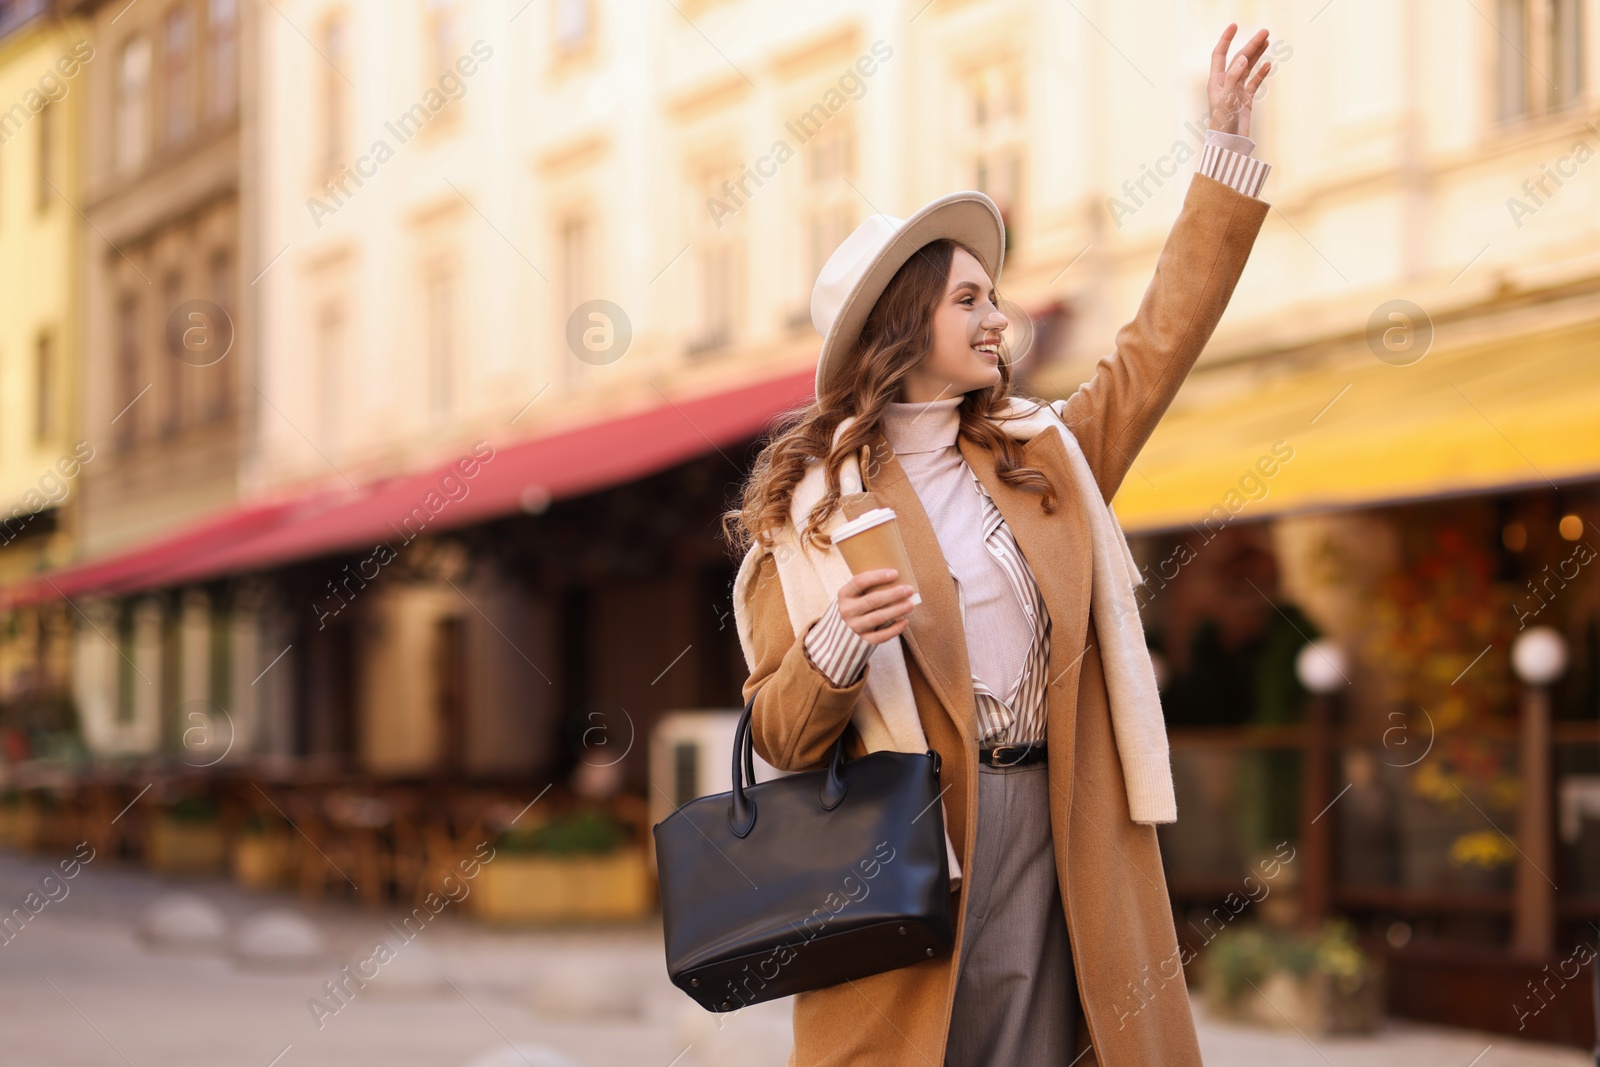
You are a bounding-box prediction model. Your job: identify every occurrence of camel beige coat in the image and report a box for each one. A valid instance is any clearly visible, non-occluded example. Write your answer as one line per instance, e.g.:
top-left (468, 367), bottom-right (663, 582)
top-left (738, 172), bottom-right (1269, 1066)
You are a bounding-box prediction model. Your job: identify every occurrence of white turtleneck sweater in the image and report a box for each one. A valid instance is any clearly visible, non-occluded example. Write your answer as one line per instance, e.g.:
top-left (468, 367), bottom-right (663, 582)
top-left (802, 395), bottom-right (1052, 746)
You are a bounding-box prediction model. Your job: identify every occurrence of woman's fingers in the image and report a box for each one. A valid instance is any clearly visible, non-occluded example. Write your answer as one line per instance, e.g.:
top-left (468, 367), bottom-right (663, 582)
top-left (1218, 27), bottom-right (1268, 90)
top-left (842, 567), bottom-right (900, 597)
top-left (837, 568), bottom-right (917, 641)
top-left (853, 603), bottom-right (913, 643)
top-left (841, 577), bottom-right (911, 609)
top-left (856, 596), bottom-right (917, 629)
top-left (1245, 58), bottom-right (1272, 97)
top-left (844, 586), bottom-right (917, 621)
top-left (839, 580), bottom-right (917, 639)
top-left (1233, 28), bottom-right (1270, 77)
top-left (860, 616), bottom-right (911, 645)
top-left (1210, 23), bottom-right (1237, 83)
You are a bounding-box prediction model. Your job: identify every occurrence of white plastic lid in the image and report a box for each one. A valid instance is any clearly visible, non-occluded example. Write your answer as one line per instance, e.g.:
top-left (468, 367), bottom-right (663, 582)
top-left (832, 507), bottom-right (898, 540)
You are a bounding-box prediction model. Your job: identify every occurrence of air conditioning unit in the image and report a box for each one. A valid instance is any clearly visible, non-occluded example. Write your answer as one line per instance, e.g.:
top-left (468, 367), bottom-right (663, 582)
top-left (647, 709), bottom-right (784, 872)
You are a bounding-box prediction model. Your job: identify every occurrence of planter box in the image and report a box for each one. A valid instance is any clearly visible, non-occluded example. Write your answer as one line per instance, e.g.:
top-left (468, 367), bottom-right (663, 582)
top-left (471, 847), bottom-right (652, 923)
top-left (1387, 941), bottom-right (1596, 1048)
top-left (147, 818), bottom-right (227, 875)
top-left (1209, 968), bottom-right (1384, 1035)
top-left (0, 803), bottom-right (41, 851)
top-left (232, 834), bottom-right (291, 888)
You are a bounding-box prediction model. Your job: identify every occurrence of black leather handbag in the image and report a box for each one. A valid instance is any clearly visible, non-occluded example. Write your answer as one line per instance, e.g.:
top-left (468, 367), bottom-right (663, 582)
top-left (653, 685), bottom-right (955, 1012)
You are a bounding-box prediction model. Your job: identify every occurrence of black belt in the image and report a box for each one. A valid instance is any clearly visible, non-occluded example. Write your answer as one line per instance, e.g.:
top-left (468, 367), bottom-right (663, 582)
top-left (977, 742), bottom-right (1046, 767)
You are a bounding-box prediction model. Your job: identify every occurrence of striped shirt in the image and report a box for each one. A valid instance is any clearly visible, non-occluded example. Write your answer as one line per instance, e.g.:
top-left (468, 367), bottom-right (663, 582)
top-left (966, 473), bottom-right (1051, 743)
top-left (1199, 139), bottom-right (1270, 198)
top-left (803, 461), bottom-right (1051, 746)
top-left (800, 131), bottom-right (1270, 746)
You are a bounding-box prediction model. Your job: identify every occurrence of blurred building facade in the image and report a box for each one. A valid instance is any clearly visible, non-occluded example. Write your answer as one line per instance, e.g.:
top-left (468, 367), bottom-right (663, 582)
top-left (0, 0), bottom-right (1596, 1043)
top-left (73, 0), bottom-right (245, 553)
top-left (0, 0), bottom-right (87, 758)
top-left (50, 0), bottom-right (252, 761)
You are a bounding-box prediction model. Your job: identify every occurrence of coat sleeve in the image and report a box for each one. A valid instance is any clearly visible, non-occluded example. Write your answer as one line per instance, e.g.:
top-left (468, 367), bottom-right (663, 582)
top-left (1057, 171), bottom-right (1270, 503)
top-left (739, 547), bottom-right (868, 772)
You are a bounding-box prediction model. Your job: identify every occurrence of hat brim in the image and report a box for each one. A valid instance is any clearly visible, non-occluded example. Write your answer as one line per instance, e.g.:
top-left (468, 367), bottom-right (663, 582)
top-left (814, 191), bottom-right (1005, 399)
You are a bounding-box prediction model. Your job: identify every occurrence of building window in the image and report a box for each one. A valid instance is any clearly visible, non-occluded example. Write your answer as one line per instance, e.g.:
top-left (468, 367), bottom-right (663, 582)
top-left (1548, 0), bottom-right (1586, 109)
top-left (315, 304), bottom-right (343, 451)
top-left (115, 294), bottom-right (141, 450)
top-left (421, 0), bottom-right (460, 133)
top-left (1499, 0), bottom-right (1531, 121)
top-left (207, 0), bottom-right (238, 119)
top-left (206, 250), bottom-right (233, 421)
top-left (555, 0), bottom-right (590, 54)
top-left (320, 14), bottom-right (348, 171)
top-left (426, 268), bottom-right (457, 416)
top-left (160, 272), bottom-right (184, 436)
top-left (1498, 0), bottom-right (1586, 123)
top-left (423, 0), bottom-right (458, 74)
top-left (116, 35), bottom-right (152, 173)
top-left (36, 100), bottom-right (54, 210)
top-left (690, 163), bottom-right (742, 357)
top-left (162, 3), bottom-right (194, 144)
top-left (35, 330), bottom-right (54, 444)
top-left (557, 213), bottom-right (592, 384)
top-left (696, 243), bottom-right (738, 354)
top-left (796, 122), bottom-right (855, 328)
top-left (959, 64), bottom-right (1025, 250)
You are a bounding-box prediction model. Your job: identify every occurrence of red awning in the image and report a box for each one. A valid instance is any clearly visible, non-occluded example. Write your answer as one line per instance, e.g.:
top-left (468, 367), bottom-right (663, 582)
top-left (7, 367), bottom-right (818, 605)
top-left (3, 498), bottom-right (307, 607)
top-left (8, 296), bottom-right (1067, 608)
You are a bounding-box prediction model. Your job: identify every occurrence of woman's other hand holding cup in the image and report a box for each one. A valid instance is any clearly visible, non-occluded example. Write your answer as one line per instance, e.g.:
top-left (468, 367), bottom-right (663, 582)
top-left (838, 568), bottom-right (919, 645)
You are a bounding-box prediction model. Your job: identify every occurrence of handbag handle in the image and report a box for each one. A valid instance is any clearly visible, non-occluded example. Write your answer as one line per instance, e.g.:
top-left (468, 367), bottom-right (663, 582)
top-left (730, 685), bottom-right (850, 838)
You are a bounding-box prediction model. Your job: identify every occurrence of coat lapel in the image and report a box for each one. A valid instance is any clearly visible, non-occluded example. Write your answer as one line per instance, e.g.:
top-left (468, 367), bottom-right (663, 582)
top-left (957, 427), bottom-right (1095, 722)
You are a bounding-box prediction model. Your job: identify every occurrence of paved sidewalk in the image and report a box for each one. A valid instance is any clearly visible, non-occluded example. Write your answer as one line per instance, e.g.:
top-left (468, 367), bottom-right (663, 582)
top-left (0, 850), bottom-right (1588, 1067)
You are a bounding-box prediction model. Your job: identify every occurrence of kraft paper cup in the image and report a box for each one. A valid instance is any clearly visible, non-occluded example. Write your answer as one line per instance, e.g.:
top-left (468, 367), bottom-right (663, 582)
top-left (832, 508), bottom-right (921, 604)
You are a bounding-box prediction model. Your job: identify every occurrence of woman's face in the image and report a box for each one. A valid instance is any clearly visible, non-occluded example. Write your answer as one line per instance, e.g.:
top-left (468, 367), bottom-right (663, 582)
top-left (897, 247), bottom-right (1009, 403)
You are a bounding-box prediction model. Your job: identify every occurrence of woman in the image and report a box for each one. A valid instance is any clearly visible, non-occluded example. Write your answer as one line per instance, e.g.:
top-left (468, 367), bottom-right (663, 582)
top-left (724, 24), bottom-right (1275, 1067)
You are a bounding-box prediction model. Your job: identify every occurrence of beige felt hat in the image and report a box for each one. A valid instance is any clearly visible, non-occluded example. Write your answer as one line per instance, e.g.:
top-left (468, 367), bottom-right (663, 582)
top-left (810, 190), bottom-right (1006, 398)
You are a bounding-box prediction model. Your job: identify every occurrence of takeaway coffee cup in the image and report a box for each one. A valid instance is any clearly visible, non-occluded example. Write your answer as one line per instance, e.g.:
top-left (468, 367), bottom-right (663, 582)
top-left (832, 508), bottom-right (922, 606)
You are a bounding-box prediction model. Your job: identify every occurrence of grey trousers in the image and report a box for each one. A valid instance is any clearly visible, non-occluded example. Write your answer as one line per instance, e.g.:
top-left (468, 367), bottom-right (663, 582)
top-left (944, 759), bottom-right (1077, 1065)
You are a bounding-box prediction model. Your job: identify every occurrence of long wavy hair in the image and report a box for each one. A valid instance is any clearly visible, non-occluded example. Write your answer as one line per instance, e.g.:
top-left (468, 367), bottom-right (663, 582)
top-left (722, 238), bottom-right (1060, 560)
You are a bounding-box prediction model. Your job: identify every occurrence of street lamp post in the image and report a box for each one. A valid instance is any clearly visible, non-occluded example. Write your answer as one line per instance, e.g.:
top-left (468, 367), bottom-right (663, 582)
top-left (1295, 639), bottom-right (1348, 932)
top-left (1509, 626), bottom-right (1567, 960)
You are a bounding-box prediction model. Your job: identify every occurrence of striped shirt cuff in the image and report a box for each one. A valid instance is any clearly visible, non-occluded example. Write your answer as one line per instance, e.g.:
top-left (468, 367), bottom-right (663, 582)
top-left (1199, 128), bottom-right (1270, 198)
top-left (802, 599), bottom-right (876, 688)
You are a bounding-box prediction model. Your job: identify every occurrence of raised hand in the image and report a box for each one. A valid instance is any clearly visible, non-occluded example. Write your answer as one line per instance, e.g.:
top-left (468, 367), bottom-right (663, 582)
top-left (1209, 23), bottom-right (1273, 138)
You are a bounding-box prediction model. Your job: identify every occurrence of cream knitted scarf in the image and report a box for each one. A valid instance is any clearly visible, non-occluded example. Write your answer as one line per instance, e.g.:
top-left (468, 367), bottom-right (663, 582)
top-left (733, 395), bottom-right (1178, 890)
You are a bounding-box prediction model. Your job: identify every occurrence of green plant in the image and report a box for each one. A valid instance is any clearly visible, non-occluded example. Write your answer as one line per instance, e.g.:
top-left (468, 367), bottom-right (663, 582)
top-left (165, 795), bottom-right (221, 823)
top-left (1206, 919), bottom-right (1377, 1004)
top-left (1314, 920), bottom-right (1373, 996)
top-left (237, 812), bottom-right (283, 836)
top-left (494, 808), bottom-right (628, 856)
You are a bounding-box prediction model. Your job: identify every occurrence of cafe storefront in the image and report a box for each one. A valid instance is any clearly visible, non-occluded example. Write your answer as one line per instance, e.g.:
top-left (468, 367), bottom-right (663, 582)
top-left (0, 367), bottom-right (811, 918)
top-left (1117, 315), bottom-right (1600, 1043)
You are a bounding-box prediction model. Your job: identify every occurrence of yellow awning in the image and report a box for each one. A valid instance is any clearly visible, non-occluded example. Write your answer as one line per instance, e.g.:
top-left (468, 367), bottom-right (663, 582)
top-left (1110, 318), bottom-right (1600, 533)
